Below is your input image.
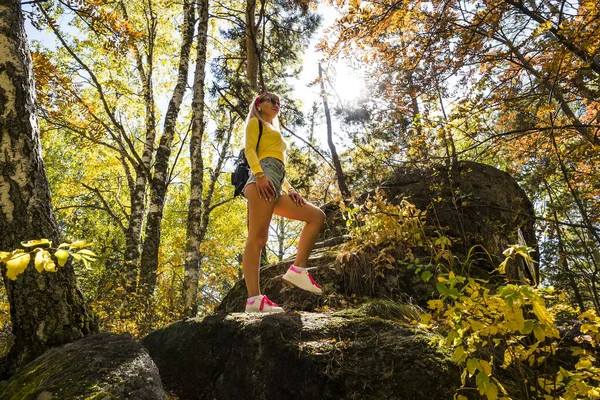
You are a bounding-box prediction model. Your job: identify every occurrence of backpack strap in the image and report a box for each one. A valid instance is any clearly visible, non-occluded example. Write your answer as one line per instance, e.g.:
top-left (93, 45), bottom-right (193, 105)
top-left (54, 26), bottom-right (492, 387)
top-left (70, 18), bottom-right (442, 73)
top-left (256, 120), bottom-right (263, 152)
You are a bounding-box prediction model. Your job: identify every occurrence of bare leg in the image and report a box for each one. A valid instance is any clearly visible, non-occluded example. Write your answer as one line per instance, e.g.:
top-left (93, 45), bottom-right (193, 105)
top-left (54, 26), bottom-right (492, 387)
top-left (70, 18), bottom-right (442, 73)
top-left (242, 183), bottom-right (276, 297)
top-left (273, 194), bottom-right (326, 268)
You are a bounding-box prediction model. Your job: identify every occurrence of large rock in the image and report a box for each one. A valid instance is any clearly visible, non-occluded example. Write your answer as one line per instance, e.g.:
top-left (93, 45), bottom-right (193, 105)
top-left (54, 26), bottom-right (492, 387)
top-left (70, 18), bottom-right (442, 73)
top-left (322, 161), bottom-right (538, 282)
top-left (0, 333), bottom-right (166, 400)
top-left (142, 310), bottom-right (460, 400)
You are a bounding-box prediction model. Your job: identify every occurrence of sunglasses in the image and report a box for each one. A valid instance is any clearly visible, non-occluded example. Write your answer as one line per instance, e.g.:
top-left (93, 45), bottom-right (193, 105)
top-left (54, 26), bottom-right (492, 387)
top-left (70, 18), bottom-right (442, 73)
top-left (258, 94), bottom-right (282, 108)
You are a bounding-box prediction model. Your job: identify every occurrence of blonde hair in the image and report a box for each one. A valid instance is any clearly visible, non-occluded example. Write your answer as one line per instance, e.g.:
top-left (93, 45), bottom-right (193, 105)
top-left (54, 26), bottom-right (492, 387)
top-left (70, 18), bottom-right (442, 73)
top-left (245, 92), bottom-right (281, 130)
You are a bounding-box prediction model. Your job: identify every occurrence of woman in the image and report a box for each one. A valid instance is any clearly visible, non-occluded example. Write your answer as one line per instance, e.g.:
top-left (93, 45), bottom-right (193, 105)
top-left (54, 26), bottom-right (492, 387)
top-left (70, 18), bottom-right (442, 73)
top-left (243, 92), bottom-right (326, 313)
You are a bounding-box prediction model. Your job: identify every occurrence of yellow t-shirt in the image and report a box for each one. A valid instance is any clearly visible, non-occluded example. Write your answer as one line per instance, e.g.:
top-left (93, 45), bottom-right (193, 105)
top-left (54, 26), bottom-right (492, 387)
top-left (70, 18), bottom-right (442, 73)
top-left (244, 118), bottom-right (292, 193)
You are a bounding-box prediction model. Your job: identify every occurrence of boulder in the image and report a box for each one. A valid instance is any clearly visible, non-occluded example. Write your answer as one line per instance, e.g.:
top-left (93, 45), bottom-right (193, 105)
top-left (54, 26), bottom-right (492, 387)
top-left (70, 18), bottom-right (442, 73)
top-left (142, 310), bottom-right (460, 400)
top-left (322, 161), bottom-right (538, 282)
top-left (0, 333), bottom-right (167, 400)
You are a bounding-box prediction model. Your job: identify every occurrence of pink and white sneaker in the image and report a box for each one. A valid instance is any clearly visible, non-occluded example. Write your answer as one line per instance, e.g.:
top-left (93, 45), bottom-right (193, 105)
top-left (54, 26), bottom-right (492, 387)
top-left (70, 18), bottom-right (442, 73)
top-left (282, 265), bottom-right (323, 294)
top-left (245, 295), bottom-right (285, 313)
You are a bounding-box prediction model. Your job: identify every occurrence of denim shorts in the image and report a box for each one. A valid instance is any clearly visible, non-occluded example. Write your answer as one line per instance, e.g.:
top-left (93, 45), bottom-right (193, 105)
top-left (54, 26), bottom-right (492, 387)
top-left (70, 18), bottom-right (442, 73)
top-left (244, 157), bottom-right (286, 199)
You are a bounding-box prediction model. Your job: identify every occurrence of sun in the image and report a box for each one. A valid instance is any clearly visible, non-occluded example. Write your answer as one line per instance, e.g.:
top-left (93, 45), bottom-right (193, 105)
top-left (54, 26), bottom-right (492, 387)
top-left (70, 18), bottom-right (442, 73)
top-left (328, 61), bottom-right (366, 103)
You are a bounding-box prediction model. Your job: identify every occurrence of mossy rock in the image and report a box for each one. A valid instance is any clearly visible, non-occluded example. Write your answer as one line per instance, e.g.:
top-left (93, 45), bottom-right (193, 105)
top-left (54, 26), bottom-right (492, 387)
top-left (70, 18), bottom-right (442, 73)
top-left (0, 333), bottom-right (167, 400)
top-left (322, 161), bottom-right (538, 283)
top-left (142, 310), bottom-right (460, 400)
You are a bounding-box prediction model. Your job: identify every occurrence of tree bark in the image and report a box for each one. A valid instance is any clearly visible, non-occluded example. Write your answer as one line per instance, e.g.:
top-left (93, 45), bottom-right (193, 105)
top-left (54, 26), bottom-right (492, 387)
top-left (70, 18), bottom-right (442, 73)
top-left (183, 0), bottom-right (210, 317)
top-left (121, 0), bottom-right (159, 292)
top-left (0, 0), bottom-right (97, 376)
top-left (318, 63), bottom-right (351, 198)
top-left (245, 0), bottom-right (260, 92)
top-left (138, 0), bottom-right (196, 296)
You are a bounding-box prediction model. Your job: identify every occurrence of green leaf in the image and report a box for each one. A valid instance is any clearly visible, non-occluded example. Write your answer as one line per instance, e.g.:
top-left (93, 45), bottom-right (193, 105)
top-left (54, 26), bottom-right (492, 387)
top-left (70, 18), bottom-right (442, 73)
top-left (436, 282), bottom-right (450, 296)
top-left (421, 271), bottom-right (433, 282)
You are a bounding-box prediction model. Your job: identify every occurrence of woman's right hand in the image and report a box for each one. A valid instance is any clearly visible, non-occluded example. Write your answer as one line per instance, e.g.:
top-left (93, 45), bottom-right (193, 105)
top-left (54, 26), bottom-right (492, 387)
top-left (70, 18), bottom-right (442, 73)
top-left (256, 175), bottom-right (276, 201)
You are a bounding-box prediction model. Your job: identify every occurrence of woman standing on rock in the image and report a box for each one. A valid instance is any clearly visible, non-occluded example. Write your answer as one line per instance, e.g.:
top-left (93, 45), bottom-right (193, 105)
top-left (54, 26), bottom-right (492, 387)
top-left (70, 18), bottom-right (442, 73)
top-left (242, 92), bottom-right (326, 313)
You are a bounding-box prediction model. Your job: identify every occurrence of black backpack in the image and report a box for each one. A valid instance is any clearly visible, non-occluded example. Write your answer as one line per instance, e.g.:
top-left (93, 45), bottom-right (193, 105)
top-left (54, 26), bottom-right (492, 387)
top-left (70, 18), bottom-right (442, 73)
top-left (231, 120), bottom-right (263, 197)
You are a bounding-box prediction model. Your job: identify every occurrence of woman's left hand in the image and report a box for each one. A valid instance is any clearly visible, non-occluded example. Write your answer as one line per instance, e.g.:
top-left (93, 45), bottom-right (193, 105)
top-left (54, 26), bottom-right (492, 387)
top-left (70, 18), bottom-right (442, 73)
top-left (288, 190), bottom-right (305, 206)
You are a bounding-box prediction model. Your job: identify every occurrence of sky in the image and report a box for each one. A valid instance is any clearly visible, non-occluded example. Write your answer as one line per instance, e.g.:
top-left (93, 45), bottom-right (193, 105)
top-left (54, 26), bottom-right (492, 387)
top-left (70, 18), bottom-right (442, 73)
top-left (291, 3), bottom-right (366, 113)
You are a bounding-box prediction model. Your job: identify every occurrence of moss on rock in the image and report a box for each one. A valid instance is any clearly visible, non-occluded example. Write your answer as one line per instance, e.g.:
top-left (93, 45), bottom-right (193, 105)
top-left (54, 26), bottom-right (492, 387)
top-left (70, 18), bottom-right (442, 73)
top-left (0, 333), bottom-right (166, 400)
top-left (143, 310), bottom-right (460, 400)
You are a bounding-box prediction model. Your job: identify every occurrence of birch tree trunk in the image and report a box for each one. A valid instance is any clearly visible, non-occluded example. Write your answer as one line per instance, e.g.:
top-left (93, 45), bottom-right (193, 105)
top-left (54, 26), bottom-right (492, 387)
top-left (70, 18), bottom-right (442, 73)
top-left (0, 0), bottom-right (97, 375)
top-left (138, 0), bottom-right (196, 296)
top-left (121, 0), bottom-right (159, 292)
top-left (183, 0), bottom-right (210, 317)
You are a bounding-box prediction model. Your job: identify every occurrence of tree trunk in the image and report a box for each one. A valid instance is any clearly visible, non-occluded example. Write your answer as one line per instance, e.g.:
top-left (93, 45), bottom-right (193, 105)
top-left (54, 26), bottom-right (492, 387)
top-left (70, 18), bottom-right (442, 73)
top-left (122, 168), bottom-right (147, 291)
top-left (118, 0), bottom-right (161, 292)
top-left (0, 0), bottom-right (97, 376)
top-left (138, 0), bottom-right (196, 296)
top-left (183, 0), bottom-right (210, 317)
top-left (318, 63), bottom-right (351, 198)
top-left (245, 0), bottom-right (260, 92)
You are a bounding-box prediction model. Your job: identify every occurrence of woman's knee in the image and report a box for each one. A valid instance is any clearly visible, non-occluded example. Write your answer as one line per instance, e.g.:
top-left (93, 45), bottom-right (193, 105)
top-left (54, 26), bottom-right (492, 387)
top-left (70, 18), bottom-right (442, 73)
top-left (313, 209), bottom-right (326, 227)
top-left (247, 233), bottom-right (269, 249)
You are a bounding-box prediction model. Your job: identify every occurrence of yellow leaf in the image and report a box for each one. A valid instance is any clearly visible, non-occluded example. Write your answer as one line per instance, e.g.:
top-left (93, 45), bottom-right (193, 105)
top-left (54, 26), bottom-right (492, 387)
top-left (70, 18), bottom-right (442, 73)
top-left (502, 350), bottom-right (512, 369)
top-left (34, 250), bottom-right (45, 273)
top-left (44, 259), bottom-right (57, 272)
top-left (77, 249), bottom-right (97, 258)
top-left (533, 325), bottom-right (546, 341)
top-left (420, 313), bottom-right (432, 325)
top-left (0, 251), bottom-right (10, 262)
top-left (466, 358), bottom-right (479, 375)
top-left (6, 253), bottom-right (31, 280)
top-left (581, 323), bottom-right (599, 333)
top-left (452, 346), bottom-right (467, 363)
top-left (21, 238), bottom-right (51, 248)
top-left (35, 250), bottom-right (56, 273)
top-left (588, 388), bottom-right (600, 397)
top-left (485, 383), bottom-right (498, 400)
top-left (54, 249), bottom-right (69, 267)
top-left (532, 298), bottom-right (554, 325)
top-left (575, 358), bottom-right (592, 370)
top-left (428, 299), bottom-right (443, 310)
top-left (70, 240), bottom-right (92, 249)
top-left (480, 359), bottom-right (492, 376)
